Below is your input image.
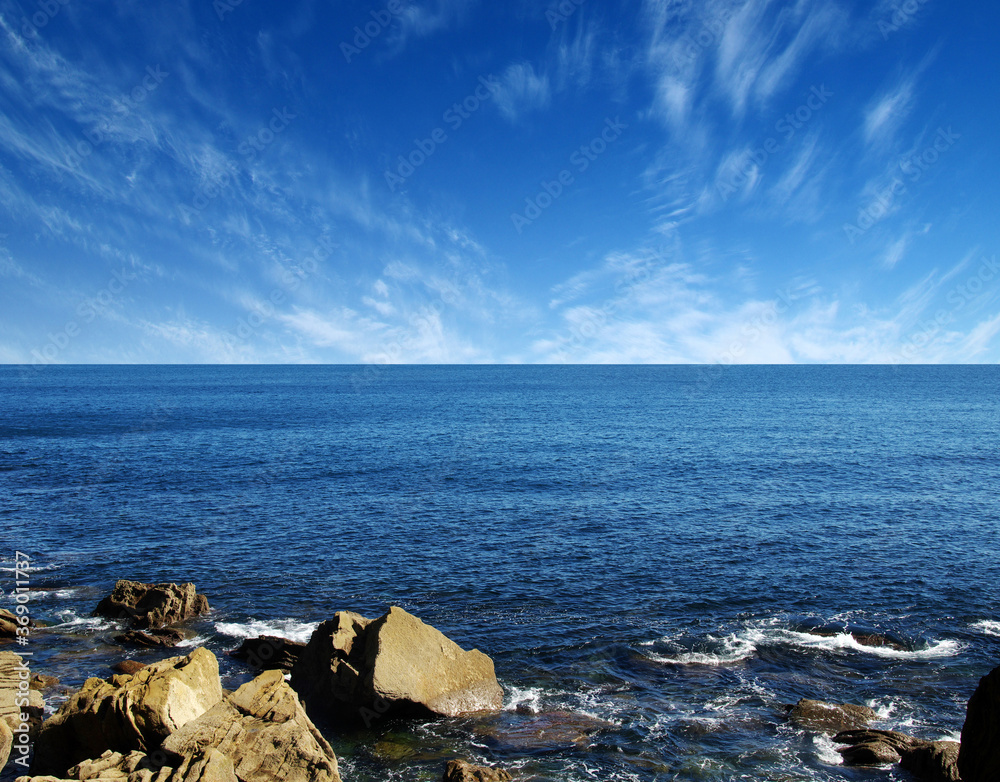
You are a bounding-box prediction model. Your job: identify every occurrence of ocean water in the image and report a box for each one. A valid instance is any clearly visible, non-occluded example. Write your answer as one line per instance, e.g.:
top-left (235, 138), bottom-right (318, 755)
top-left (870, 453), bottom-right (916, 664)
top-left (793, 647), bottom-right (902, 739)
top-left (2, 364), bottom-right (999, 782)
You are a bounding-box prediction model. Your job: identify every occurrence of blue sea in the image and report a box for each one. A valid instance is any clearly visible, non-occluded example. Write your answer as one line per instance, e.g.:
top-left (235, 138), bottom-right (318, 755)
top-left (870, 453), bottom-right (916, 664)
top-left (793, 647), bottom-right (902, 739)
top-left (2, 365), bottom-right (999, 782)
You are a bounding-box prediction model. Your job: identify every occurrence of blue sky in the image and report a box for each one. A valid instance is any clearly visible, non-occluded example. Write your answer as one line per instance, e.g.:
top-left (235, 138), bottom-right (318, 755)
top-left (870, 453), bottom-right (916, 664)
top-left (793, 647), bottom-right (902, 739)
top-left (1, 0), bottom-right (998, 364)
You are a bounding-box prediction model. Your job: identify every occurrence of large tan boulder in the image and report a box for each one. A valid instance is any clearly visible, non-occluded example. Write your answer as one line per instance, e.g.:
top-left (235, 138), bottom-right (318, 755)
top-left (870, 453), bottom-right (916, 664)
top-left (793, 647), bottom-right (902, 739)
top-left (959, 664), bottom-right (1000, 782)
top-left (14, 748), bottom-right (238, 782)
top-left (93, 581), bottom-right (210, 629)
top-left (161, 669), bottom-right (341, 782)
top-left (32, 648), bottom-right (222, 776)
top-left (1, 651), bottom-right (44, 736)
top-left (292, 606), bottom-right (503, 723)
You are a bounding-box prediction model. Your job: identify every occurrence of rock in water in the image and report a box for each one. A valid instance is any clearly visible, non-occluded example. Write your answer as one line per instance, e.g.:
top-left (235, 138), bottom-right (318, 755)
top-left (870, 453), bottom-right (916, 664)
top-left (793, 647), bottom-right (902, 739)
top-left (31, 647), bottom-right (222, 776)
top-left (161, 669), bottom-right (341, 782)
top-left (93, 580), bottom-right (210, 629)
top-left (443, 759), bottom-right (512, 782)
top-left (0, 609), bottom-right (36, 641)
top-left (292, 606), bottom-right (503, 723)
top-left (787, 698), bottom-right (877, 733)
top-left (112, 661), bottom-right (148, 675)
top-left (115, 629), bottom-right (185, 648)
top-left (230, 635), bottom-right (305, 672)
top-left (835, 730), bottom-right (960, 781)
top-left (959, 664), bottom-right (1000, 782)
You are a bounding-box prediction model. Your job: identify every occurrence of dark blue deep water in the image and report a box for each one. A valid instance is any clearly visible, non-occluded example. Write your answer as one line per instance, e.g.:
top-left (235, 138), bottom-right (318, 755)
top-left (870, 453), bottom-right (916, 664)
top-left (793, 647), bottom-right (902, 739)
top-left (2, 365), bottom-right (999, 781)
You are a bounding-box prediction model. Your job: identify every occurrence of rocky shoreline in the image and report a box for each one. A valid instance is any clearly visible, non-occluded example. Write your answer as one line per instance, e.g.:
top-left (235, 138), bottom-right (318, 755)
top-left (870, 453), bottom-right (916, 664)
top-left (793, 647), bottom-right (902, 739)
top-left (2, 580), bottom-right (998, 781)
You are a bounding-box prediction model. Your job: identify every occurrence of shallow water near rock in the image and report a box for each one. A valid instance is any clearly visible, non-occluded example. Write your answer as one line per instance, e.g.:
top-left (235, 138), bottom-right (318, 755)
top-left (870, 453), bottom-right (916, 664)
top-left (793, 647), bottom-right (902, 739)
top-left (2, 365), bottom-right (999, 781)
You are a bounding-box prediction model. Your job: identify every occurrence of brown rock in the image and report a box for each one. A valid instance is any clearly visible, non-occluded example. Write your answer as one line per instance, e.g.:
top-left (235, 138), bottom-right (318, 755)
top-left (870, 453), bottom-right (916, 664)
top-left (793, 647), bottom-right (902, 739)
top-left (443, 759), bottom-right (512, 782)
top-left (959, 664), bottom-right (1000, 782)
top-left (112, 661), bottom-right (148, 675)
top-left (1, 716), bottom-right (12, 771)
top-left (31, 647), bottom-right (222, 776)
top-left (229, 635), bottom-right (305, 672)
top-left (93, 580), bottom-right (210, 629)
top-left (1, 651), bottom-right (44, 737)
top-left (292, 606), bottom-right (502, 723)
top-left (902, 740), bottom-right (961, 782)
top-left (115, 629), bottom-right (184, 648)
top-left (836, 729), bottom-right (960, 780)
top-left (477, 710), bottom-right (612, 752)
top-left (787, 698), bottom-right (877, 733)
top-left (0, 609), bottom-right (35, 642)
top-left (14, 748), bottom-right (238, 782)
top-left (29, 674), bottom-right (59, 691)
top-left (161, 669), bottom-right (341, 782)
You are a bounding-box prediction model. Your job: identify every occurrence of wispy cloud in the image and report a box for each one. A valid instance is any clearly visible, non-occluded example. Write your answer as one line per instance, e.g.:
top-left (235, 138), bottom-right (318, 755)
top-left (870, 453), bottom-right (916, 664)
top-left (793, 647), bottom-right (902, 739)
top-left (494, 61), bottom-right (551, 122)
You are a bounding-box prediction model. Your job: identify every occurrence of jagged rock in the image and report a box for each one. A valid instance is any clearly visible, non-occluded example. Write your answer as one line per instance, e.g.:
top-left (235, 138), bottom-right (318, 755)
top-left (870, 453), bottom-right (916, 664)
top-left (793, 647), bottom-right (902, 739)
top-left (161, 669), bottom-right (341, 782)
top-left (959, 664), bottom-right (1000, 782)
top-left (291, 606), bottom-right (503, 722)
top-left (443, 759), bottom-right (512, 782)
top-left (787, 698), bottom-right (877, 733)
top-left (93, 581), bottom-right (210, 629)
top-left (115, 629), bottom-right (184, 648)
top-left (112, 661), bottom-right (148, 675)
top-left (229, 636), bottom-right (304, 672)
top-left (836, 730), bottom-right (960, 780)
top-left (14, 748), bottom-right (238, 782)
top-left (1, 651), bottom-right (45, 736)
top-left (31, 647), bottom-right (222, 776)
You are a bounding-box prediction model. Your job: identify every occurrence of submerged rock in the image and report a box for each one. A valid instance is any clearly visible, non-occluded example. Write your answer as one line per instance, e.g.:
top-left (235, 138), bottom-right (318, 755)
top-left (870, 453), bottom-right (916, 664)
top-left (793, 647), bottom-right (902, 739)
top-left (31, 647), bottom-right (222, 776)
top-left (476, 709), bottom-right (613, 753)
top-left (959, 663), bottom-right (1000, 782)
top-left (835, 729), bottom-right (959, 781)
top-left (443, 759), bottom-right (513, 782)
top-left (292, 606), bottom-right (503, 723)
top-left (161, 669), bottom-right (341, 782)
top-left (115, 629), bottom-right (185, 648)
top-left (229, 636), bottom-right (305, 672)
top-left (93, 580), bottom-right (210, 629)
top-left (112, 661), bottom-right (149, 675)
top-left (787, 698), bottom-right (877, 733)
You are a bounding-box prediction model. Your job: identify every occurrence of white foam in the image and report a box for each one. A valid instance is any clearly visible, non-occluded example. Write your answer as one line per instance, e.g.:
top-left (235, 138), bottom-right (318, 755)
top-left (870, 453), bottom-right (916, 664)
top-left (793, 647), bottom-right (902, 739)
top-left (214, 618), bottom-right (317, 644)
top-left (867, 698), bottom-right (898, 720)
top-left (505, 685), bottom-right (545, 713)
top-left (750, 628), bottom-right (963, 659)
top-left (647, 633), bottom-right (757, 666)
top-left (812, 733), bottom-right (844, 765)
top-left (49, 610), bottom-right (115, 632)
top-left (972, 620), bottom-right (1000, 637)
top-left (175, 634), bottom-right (211, 649)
